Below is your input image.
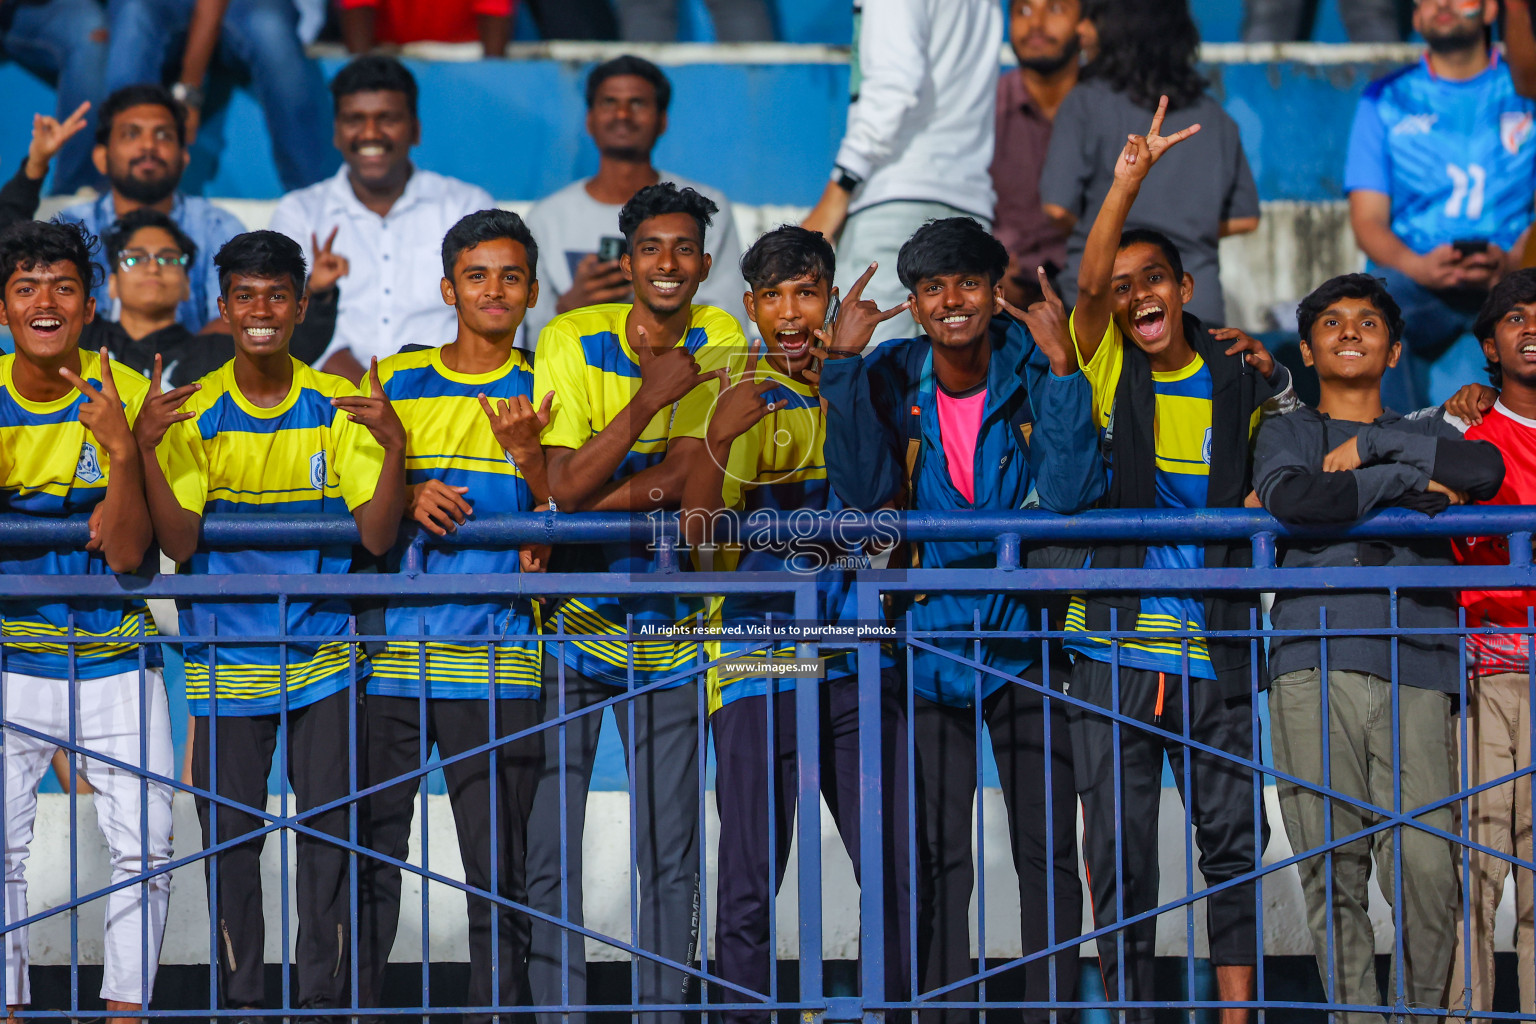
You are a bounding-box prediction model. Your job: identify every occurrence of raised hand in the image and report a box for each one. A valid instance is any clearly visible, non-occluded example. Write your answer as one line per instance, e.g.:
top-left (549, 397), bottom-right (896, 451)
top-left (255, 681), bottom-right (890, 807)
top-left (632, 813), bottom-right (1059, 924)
top-left (60, 349), bottom-right (136, 459)
top-left (331, 358), bottom-right (406, 451)
top-left (409, 479), bottom-right (473, 536)
top-left (1210, 326), bottom-right (1275, 378)
top-left (999, 266), bottom-right (1074, 376)
top-left (133, 353), bottom-right (200, 450)
top-left (635, 328), bottom-right (722, 413)
top-left (707, 341), bottom-right (783, 449)
top-left (828, 262), bottom-right (909, 356)
top-left (308, 227), bottom-right (350, 295)
top-left (479, 390), bottom-right (553, 467)
top-left (1114, 94), bottom-right (1201, 188)
top-left (25, 102), bottom-right (91, 180)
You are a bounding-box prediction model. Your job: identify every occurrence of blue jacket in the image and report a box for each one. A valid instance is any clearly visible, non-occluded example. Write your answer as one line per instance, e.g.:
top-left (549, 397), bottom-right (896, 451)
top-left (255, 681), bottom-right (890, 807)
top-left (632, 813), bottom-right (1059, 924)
top-left (820, 316), bottom-right (1103, 706)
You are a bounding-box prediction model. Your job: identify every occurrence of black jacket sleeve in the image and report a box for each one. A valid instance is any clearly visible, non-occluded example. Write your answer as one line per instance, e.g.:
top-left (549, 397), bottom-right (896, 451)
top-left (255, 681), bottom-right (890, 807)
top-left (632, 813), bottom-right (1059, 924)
top-left (1429, 438), bottom-right (1506, 501)
top-left (0, 164), bottom-right (43, 234)
top-left (290, 286), bottom-right (339, 366)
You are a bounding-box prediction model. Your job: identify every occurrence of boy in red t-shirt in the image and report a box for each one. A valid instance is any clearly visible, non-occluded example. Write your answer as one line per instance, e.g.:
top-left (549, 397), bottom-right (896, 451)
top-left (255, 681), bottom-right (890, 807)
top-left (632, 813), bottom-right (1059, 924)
top-left (1451, 266), bottom-right (1536, 1021)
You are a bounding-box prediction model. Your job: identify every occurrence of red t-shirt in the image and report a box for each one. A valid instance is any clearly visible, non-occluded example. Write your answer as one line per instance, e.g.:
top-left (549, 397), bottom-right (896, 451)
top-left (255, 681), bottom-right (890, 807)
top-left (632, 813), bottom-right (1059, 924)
top-left (339, 0), bottom-right (513, 43)
top-left (935, 385), bottom-right (987, 504)
top-left (1457, 401), bottom-right (1536, 674)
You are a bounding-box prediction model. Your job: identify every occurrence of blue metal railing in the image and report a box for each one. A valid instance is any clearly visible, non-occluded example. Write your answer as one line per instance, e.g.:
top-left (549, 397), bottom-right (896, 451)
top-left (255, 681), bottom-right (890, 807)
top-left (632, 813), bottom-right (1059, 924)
top-left (0, 508), bottom-right (1532, 1023)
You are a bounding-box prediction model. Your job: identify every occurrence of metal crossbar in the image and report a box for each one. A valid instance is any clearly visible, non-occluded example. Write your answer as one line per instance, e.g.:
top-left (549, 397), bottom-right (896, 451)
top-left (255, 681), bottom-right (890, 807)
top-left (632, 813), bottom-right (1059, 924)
top-left (0, 508), bottom-right (1532, 1023)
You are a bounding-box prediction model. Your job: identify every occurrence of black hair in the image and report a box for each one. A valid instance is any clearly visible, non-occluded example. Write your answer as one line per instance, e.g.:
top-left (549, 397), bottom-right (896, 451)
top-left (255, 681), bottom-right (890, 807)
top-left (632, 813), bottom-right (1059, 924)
top-left (585, 55), bottom-right (672, 114)
top-left (618, 182), bottom-right (717, 247)
top-left (330, 54), bottom-right (419, 118)
top-left (104, 208), bottom-right (197, 266)
top-left (895, 218), bottom-right (1008, 292)
top-left (95, 84), bottom-right (187, 147)
top-left (1118, 227), bottom-right (1185, 282)
top-left (1081, 0), bottom-right (1209, 111)
top-left (1295, 273), bottom-right (1406, 347)
top-left (0, 219), bottom-right (103, 294)
top-left (441, 208), bottom-right (540, 282)
top-left (740, 226), bottom-right (836, 291)
top-left (1472, 267), bottom-right (1536, 387)
top-left (213, 231), bottom-right (308, 298)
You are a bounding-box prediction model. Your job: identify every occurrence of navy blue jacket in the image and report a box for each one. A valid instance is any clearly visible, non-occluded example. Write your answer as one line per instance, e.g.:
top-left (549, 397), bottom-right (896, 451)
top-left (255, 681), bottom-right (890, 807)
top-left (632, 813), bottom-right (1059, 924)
top-left (820, 316), bottom-right (1103, 706)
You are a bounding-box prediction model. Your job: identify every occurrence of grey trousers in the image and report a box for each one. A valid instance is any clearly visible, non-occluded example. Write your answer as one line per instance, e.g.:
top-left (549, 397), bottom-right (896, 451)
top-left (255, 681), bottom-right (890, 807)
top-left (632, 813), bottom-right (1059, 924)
top-left (1270, 669), bottom-right (1459, 1024)
top-left (616, 0), bottom-right (773, 41)
top-left (1240, 0), bottom-right (1404, 42)
top-left (524, 657), bottom-right (702, 1024)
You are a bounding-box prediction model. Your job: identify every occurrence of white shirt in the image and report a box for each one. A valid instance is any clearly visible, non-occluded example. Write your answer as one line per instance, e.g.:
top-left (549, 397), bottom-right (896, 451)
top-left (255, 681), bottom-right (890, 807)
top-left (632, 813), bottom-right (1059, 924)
top-left (520, 172), bottom-right (748, 347)
top-left (267, 164), bottom-right (494, 365)
top-left (835, 0), bottom-right (1000, 220)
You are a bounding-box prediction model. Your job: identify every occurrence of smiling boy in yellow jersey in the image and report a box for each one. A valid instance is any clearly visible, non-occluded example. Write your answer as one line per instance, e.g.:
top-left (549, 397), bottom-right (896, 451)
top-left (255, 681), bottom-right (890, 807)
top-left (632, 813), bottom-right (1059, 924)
top-left (678, 225), bottom-right (913, 1024)
top-left (1063, 99), bottom-right (1292, 1024)
top-left (353, 209), bottom-right (550, 1024)
top-left (0, 220), bottom-right (171, 1024)
top-left (135, 230), bottom-right (406, 1015)
top-left (526, 182), bottom-right (742, 1023)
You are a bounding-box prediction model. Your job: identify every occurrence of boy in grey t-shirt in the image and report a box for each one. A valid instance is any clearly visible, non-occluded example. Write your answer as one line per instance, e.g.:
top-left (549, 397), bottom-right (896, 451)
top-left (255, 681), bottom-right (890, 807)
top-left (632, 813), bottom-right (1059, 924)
top-left (1254, 272), bottom-right (1504, 1022)
top-left (520, 56), bottom-right (746, 346)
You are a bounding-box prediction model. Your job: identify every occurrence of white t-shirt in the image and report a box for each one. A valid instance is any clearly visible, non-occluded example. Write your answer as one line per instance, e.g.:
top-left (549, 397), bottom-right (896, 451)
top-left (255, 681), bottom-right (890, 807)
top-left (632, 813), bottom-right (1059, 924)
top-left (268, 164), bottom-right (494, 365)
top-left (520, 172), bottom-right (749, 347)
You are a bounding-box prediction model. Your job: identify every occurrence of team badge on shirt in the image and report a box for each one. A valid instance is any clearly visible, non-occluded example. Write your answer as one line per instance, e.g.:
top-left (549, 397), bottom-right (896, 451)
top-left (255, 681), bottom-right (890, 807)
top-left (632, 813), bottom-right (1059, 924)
top-left (76, 443), bottom-right (102, 484)
top-left (1503, 111), bottom-right (1534, 155)
top-left (310, 451), bottom-right (327, 491)
top-left (1202, 427), bottom-right (1213, 466)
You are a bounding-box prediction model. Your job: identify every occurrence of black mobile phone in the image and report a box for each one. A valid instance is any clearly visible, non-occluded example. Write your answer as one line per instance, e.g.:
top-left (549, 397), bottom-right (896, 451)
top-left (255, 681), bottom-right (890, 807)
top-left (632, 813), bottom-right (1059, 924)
top-left (1453, 237), bottom-right (1490, 258)
top-left (598, 235), bottom-right (626, 263)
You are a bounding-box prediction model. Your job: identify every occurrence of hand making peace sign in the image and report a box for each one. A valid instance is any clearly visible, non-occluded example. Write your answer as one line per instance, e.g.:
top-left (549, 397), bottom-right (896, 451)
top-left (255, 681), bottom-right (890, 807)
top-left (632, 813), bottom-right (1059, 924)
top-left (59, 349), bottom-right (136, 459)
top-left (1114, 94), bottom-right (1202, 190)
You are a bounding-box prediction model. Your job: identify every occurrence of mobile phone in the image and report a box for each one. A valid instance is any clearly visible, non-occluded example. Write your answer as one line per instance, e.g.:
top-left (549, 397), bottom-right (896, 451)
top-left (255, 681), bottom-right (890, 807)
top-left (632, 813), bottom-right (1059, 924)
top-left (598, 236), bottom-right (626, 263)
top-left (1453, 237), bottom-right (1490, 258)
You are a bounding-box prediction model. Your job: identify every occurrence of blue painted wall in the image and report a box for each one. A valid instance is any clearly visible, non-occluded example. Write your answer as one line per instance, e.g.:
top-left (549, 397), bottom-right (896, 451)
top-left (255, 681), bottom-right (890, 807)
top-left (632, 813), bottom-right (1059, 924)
top-left (0, 54), bottom-right (1403, 206)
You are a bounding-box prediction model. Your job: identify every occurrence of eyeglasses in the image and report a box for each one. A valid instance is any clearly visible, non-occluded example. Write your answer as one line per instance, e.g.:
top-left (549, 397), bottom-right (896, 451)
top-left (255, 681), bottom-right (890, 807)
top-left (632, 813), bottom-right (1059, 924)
top-left (118, 249), bottom-right (189, 272)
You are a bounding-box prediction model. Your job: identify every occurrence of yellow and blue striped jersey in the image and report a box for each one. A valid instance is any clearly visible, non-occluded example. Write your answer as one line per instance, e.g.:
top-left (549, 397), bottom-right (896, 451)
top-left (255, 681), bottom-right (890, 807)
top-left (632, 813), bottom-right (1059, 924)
top-left (534, 302), bottom-right (744, 688)
top-left (157, 357), bottom-right (385, 715)
top-left (0, 350), bottom-right (159, 679)
top-left (365, 346), bottom-right (541, 700)
top-left (1062, 317), bottom-right (1259, 679)
top-left (706, 369), bottom-right (857, 712)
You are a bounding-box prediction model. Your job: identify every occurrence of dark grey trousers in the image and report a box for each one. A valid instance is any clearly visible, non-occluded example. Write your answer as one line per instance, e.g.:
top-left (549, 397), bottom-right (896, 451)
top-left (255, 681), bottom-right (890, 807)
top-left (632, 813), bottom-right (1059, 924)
top-left (524, 658), bottom-right (702, 1024)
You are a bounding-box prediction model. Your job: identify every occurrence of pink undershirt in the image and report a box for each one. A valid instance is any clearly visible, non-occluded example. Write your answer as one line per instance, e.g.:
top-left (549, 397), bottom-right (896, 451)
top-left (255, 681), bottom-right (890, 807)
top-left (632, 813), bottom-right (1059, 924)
top-left (935, 387), bottom-right (987, 504)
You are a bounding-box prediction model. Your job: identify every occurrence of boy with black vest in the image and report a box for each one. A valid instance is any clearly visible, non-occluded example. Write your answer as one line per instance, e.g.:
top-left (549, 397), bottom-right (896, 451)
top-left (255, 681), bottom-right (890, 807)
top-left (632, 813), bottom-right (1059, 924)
top-left (1065, 98), bottom-right (1291, 1024)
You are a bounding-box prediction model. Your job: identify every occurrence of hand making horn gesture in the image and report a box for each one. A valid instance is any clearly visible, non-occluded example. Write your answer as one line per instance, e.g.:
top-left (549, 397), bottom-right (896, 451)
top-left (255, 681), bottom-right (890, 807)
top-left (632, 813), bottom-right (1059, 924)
top-left (331, 358), bottom-right (406, 452)
top-left (826, 262), bottom-right (909, 357)
top-left (706, 341), bottom-right (783, 450)
top-left (998, 266), bottom-right (1075, 376)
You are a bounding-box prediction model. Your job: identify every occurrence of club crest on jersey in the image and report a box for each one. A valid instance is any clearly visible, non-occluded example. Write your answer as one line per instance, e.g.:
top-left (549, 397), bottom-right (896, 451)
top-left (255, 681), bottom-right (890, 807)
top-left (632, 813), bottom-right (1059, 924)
top-left (1503, 112), bottom-right (1534, 155)
top-left (1202, 427), bottom-right (1213, 466)
top-left (75, 443), bottom-right (102, 484)
top-left (310, 452), bottom-right (327, 491)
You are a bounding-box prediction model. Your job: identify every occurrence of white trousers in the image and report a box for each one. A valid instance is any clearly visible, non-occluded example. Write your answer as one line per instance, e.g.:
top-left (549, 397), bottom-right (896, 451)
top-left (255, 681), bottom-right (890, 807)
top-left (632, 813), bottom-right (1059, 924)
top-left (2, 668), bottom-right (174, 1006)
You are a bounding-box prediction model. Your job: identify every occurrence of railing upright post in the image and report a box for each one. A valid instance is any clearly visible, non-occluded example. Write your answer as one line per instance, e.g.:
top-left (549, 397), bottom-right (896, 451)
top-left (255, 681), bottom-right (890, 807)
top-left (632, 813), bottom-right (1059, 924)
top-left (794, 580), bottom-right (825, 1017)
top-left (854, 574), bottom-right (885, 1024)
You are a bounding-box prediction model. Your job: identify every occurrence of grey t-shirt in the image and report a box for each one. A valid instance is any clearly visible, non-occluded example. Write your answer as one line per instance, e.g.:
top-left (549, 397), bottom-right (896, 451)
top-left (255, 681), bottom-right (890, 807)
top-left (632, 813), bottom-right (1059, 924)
top-left (520, 172), bottom-right (748, 349)
top-left (1039, 80), bottom-right (1259, 325)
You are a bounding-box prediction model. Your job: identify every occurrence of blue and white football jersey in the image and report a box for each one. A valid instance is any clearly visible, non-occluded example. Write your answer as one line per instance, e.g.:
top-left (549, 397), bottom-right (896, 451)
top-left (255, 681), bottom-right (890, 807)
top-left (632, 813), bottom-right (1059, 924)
top-left (1345, 55), bottom-right (1536, 255)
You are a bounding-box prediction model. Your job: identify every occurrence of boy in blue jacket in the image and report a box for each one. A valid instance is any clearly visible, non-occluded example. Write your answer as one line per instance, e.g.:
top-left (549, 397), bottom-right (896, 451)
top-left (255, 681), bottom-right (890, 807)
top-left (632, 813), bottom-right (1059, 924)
top-left (819, 217), bottom-right (1102, 1023)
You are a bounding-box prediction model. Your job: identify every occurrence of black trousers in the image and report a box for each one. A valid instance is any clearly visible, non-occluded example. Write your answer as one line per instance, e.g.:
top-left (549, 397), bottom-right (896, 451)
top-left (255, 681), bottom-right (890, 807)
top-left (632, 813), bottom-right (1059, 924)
top-left (1069, 658), bottom-right (1270, 1024)
top-left (711, 676), bottom-right (911, 1024)
top-left (357, 694), bottom-right (542, 1024)
top-left (192, 687), bottom-right (363, 1010)
top-left (913, 663), bottom-right (1082, 1024)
